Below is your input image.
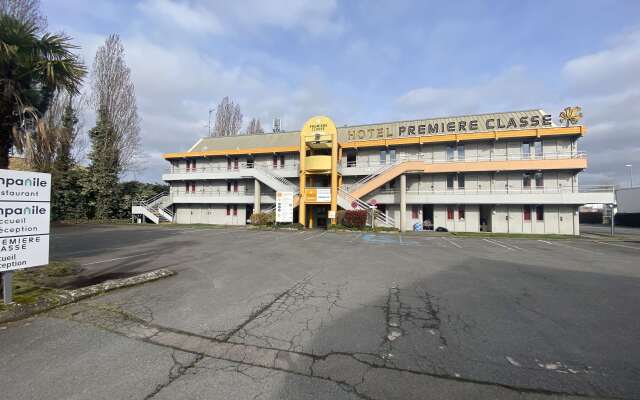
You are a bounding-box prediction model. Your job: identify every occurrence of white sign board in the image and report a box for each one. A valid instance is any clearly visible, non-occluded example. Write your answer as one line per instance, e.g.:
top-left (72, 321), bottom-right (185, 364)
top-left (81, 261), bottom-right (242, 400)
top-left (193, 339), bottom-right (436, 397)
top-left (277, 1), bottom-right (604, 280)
top-left (317, 188), bottom-right (331, 202)
top-left (276, 191), bottom-right (294, 223)
top-left (0, 169), bottom-right (50, 272)
top-left (328, 210), bottom-right (336, 219)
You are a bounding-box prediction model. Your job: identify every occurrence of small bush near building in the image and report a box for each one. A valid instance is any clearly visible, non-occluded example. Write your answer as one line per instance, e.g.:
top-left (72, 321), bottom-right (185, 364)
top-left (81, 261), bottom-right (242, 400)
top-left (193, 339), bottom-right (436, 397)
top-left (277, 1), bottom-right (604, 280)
top-left (343, 210), bottom-right (368, 228)
top-left (250, 211), bottom-right (275, 226)
top-left (580, 211), bottom-right (603, 224)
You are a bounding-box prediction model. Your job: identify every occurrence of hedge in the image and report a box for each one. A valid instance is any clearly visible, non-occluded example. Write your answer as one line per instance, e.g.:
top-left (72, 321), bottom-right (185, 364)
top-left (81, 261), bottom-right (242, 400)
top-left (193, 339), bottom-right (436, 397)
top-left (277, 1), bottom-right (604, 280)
top-left (250, 211), bottom-right (275, 226)
top-left (343, 210), bottom-right (368, 228)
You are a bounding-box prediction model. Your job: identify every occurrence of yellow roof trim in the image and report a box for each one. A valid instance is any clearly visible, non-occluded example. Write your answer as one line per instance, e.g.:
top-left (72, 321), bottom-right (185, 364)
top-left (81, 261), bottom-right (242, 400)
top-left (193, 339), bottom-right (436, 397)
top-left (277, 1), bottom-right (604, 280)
top-left (164, 145), bottom-right (300, 159)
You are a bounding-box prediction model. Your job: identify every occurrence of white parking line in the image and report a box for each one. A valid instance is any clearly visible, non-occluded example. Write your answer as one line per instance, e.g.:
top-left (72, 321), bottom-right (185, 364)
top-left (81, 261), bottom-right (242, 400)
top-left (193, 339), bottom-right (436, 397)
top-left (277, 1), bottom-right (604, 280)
top-left (538, 240), bottom-right (554, 245)
top-left (594, 241), bottom-right (640, 251)
top-left (81, 252), bottom-right (154, 266)
top-left (349, 233), bottom-right (363, 243)
top-left (303, 231), bottom-right (328, 241)
top-left (483, 238), bottom-right (514, 251)
top-left (442, 237), bottom-right (462, 248)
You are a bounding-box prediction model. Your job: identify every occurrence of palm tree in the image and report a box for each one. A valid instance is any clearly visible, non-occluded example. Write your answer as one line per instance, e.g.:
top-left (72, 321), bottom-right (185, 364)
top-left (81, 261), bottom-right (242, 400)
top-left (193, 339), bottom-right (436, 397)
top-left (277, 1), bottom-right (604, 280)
top-left (0, 13), bottom-right (86, 169)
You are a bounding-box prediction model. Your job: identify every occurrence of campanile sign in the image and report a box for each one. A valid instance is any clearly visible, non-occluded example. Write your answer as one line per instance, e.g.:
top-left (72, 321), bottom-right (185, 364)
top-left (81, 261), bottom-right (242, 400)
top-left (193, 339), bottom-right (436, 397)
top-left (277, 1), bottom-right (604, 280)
top-left (0, 169), bottom-right (51, 274)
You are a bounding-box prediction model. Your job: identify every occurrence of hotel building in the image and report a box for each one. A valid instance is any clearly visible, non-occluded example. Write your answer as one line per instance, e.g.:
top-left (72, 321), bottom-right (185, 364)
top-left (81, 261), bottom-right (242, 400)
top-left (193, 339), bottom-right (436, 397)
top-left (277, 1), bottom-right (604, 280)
top-left (134, 110), bottom-right (615, 234)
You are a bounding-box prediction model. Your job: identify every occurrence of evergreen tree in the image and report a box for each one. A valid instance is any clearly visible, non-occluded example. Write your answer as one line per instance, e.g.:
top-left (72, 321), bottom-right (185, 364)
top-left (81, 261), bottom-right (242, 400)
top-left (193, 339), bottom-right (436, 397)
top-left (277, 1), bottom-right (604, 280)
top-left (86, 107), bottom-right (120, 219)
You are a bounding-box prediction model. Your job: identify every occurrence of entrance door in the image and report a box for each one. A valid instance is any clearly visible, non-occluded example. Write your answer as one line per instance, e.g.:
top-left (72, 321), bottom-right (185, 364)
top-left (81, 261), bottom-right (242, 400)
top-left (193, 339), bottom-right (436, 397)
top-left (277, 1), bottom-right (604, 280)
top-left (316, 206), bottom-right (329, 228)
top-left (422, 204), bottom-right (434, 230)
top-left (479, 205), bottom-right (492, 232)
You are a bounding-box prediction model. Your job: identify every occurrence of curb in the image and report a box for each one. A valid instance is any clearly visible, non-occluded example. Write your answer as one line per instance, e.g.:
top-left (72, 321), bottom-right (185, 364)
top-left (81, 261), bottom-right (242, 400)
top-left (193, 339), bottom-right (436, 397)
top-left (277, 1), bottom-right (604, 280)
top-left (0, 269), bottom-right (175, 324)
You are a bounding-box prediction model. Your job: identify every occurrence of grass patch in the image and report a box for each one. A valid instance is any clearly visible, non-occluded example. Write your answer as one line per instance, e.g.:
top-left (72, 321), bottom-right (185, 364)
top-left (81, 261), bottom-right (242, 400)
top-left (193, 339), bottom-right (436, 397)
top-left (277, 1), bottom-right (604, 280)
top-left (450, 232), bottom-right (574, 240)
top-left (0, 261), bottom-right (81, 310)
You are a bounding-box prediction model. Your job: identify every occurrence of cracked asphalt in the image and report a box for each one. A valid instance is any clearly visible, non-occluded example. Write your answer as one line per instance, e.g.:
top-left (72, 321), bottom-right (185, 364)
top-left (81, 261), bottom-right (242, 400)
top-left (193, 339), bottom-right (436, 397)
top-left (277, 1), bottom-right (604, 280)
top-left (1, 224), bottom-right (640, 399)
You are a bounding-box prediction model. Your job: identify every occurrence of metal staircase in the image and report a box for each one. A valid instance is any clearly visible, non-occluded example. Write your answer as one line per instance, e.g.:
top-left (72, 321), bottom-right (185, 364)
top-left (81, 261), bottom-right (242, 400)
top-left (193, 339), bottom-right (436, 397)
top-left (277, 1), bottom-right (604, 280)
top-left (244, 165), bottom-right (298, 193)
top-left (349, 160), bottom-right (403, 192)
top-left (337, 187), bottom-right (396, 228)
top-left (132, 192), bottom-right (174, 224)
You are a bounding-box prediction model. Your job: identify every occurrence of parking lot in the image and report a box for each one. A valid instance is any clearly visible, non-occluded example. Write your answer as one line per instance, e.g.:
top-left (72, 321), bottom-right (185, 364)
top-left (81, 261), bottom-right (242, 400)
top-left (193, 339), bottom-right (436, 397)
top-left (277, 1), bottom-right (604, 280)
top-left (1, 224), bottom-right (640, 399)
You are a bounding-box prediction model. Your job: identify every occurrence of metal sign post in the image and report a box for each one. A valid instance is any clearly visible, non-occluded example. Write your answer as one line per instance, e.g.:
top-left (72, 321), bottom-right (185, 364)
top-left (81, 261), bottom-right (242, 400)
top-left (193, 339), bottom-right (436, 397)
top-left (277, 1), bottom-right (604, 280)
top-left (2, 272), bottom-right (13, 304)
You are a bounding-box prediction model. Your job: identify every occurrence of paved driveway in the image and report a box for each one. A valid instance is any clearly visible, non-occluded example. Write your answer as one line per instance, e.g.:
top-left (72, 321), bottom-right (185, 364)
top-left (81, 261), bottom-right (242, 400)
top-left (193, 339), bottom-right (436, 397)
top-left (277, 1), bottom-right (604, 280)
top-left (1, 224), bottom-right (639, 399)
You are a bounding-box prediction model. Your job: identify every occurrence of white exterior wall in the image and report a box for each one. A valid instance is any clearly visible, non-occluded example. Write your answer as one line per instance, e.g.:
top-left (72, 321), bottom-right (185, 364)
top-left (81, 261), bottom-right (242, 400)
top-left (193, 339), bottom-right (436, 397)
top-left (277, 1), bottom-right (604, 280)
top-left (175, 204), bottom-right (246, 225)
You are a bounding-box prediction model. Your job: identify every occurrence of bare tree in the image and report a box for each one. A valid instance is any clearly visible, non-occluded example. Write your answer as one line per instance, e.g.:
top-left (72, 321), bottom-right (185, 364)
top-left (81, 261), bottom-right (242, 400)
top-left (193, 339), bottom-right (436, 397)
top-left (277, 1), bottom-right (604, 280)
top-left (91, 34), bottom-right (141, 174)
top-left (212, 96), bottom-right (242, 137)
top-left (245, 117), bottom-right (264, 135)
top-left (13, 91), bottom-right (85, 172)
top-left (0, 0), bottom-right (46, 28)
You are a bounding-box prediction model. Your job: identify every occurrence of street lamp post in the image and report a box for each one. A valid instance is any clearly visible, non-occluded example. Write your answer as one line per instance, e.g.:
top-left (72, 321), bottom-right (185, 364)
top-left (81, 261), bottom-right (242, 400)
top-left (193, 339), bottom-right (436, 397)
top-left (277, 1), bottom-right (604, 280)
top-left (208, 108), bottom-right (215, 136)
top-left (625, 164), bottom-right (633, 188)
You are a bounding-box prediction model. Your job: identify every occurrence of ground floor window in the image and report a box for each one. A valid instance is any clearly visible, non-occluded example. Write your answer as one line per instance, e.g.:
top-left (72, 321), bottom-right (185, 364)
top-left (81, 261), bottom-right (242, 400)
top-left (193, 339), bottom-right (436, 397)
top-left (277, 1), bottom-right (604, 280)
top-left (447, 206), bottom-right (454, 220)
top-left (524, 205), bottom-right (532, 221)
top-left (226, 204), bottom-right (231, 216)
top-left (536, 205), bottom-right (544, 221)
top-left (458, 206), bottom-right (465, 220)
top-left (411, 206), bottom-right (419, 219)
top-left (233, 205), bottom-right (238, 216)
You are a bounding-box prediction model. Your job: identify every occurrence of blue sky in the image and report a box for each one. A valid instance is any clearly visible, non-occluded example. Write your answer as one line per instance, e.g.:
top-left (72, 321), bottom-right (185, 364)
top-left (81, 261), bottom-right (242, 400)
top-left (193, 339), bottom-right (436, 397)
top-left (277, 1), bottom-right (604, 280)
top-left (42, 0), bottom-right (640, 185)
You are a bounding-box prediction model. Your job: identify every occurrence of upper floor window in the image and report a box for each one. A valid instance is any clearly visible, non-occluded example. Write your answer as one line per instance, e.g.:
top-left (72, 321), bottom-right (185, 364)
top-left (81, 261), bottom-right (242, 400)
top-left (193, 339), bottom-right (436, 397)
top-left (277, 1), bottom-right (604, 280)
top-left (534, 172), bottom-right (544, 188)
top-left (534, 140), bottom-right (543, 158)
top-left (447, 145), bottom-right (455, 160)
top-left (523, 173), bottom-right (531, 188)
top-left (522, 142), bottom-right (531, 159)
top-left (247, 157), bottom-right (254, 168)
top-left (457, 174), bottom-right (465, 189)
top-left (280, 155), bottom-right (285, 168)
top-left (457, 144), bottom-right (464, 160)
top-left (446, 174), bottom-right (455, 189)
top-left (379, 150), bottom-right (387, 165)
top-left (389, 148), bottom-right (396, 163)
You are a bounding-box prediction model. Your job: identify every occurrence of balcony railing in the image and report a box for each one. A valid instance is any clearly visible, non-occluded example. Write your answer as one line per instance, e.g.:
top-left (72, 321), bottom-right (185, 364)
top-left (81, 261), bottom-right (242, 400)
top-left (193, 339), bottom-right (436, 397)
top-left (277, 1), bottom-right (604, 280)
top-left (340, 151), bottom-right (586, 169)
top-left (365, 185), bottom-right (614, 196)
top-left (166, 161), bottom-right (299, 174)
top-left (171, 189), bottom-right (277, 198)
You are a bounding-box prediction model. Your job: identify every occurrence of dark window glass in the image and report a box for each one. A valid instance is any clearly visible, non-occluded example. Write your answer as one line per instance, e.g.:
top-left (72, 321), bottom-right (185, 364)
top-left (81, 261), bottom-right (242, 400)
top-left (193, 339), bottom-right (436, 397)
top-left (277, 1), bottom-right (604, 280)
top-left (233, 205), bottom-right (238, 216)
top-left (191, 182), bottom-right (196, 192)
top-left (524, 205), bottom-right (531, 221)
top-left (272, 155), bottom-right (278, 168)
top-left (457, 174), bottom-right (465, 189)
top-left (522, 142), bottom-right (531, 159)
top-left (412, 206), bottom-right (419, 219)
top-left (457, 144), bottom-right (464, 160)
top-left (227, 181), bottom-right (232, 192)
top-left (389, 149), bottom-right (396, 163)
top-left (535, 172), bottom-right (544, 188)
top-left (226, 204), bottom-right (231, 216)
top-left (458, 206), bottom-right (465, 220)
top-left (447, 174), bottom-right (455, 189)
top-left (447, 145), bottom-right (455, 160)
top-left (280, 155), bottom-right (285, 168)
top-left (534, 140), bottom-right (543, 157)
top-left (523, 173), bottom-right (531, 188)
top-left (536, 205), bottom-right (544, 221)
top-left (380, 150), bottom-right (386, 165)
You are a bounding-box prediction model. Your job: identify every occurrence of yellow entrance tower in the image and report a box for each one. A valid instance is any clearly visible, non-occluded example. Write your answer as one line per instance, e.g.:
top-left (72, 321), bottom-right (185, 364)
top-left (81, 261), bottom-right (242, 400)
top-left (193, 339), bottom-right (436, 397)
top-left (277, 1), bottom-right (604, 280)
top-left (298, 116), bottom-right (339, 228)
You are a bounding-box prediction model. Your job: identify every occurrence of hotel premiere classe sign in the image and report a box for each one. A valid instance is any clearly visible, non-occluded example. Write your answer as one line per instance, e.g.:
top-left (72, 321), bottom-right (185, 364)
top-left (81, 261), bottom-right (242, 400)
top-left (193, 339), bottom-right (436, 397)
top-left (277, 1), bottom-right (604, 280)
top-left (344, 111), bottom-right (554, 141)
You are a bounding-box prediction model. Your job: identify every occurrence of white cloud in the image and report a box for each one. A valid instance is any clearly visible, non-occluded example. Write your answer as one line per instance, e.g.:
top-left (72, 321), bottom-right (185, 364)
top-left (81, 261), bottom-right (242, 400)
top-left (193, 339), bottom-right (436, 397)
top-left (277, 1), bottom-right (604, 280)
top-left (395, 66), bottom-right (548, 119)
top-left (137, 0), bottom-right (224, 34)
top-left (137, 0), bottom-right (342, 36)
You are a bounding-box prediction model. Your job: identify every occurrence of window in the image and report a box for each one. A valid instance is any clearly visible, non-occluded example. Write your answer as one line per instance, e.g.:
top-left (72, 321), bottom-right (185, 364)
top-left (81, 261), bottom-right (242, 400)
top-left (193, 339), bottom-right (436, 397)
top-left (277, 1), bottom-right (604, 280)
top-left (524, 205), bottom-right (531, 221)
top-left (534, 140), bottom-right (543, 158)
top-left (185, 181), bottom-right (190, 192)
top-left (457, 174), bottom-right (465, 189)
top-left (247, 157), bottom-right (254, 168)
top-left (447, 145), bottom-right (455, 160)
top-left (522, 142), bottom-right (531, 159)
top-left (228, 158), bottom-right (232, 170)
top-left (389, 149), bottom-right (396, 163)
top-left (191, 182), bottom-right (196, 193)
top-left (411, 206), bottom-right (419, 219)
top-left (279, 155), bottom-right (285, 168)
top-left (192, 159), bottom-right (197, 171)
top-left (233, 181), bottom-right (238, 192)
top-left (272, 155), bottom-right (278, 168)
top-left (534, 172), bottom-right (544, 188)
top-left (388, 178), bottom-right (396, 189)
top-left (523, 173), bottom-right (531, 188)
top-left (447, 174), bottom-right (455, 189)
top-left (535, 205), bottom-right (544, 221)
top-left (233, 157), bottom-right (239, 170)
top-left (447, 206), bottom-right (454, 220)
top-left (457, 144), bottom-right (464, 160)
top-left (346, 150), bottom-right (357, 167)
top-left (227, 181), bottom-right (232, 192)
top-left (186, 160), bottom-right (191, 171)
top-left (379, 150), bottom-right (386, 165)
top-left (233, 205), bottom-right (238, 216)
top-left (226, 205), bottom-right (231, 216)
top-left (458, 206), bottom-right (465, 220)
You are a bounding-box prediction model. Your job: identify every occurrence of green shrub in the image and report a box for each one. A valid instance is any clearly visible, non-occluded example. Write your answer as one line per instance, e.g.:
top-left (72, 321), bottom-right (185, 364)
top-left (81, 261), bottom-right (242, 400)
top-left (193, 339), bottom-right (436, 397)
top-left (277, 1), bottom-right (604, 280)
top-left (250, 211), bottom-right (275, 225)
top-left (343, 210), bottom-right (368, 228)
